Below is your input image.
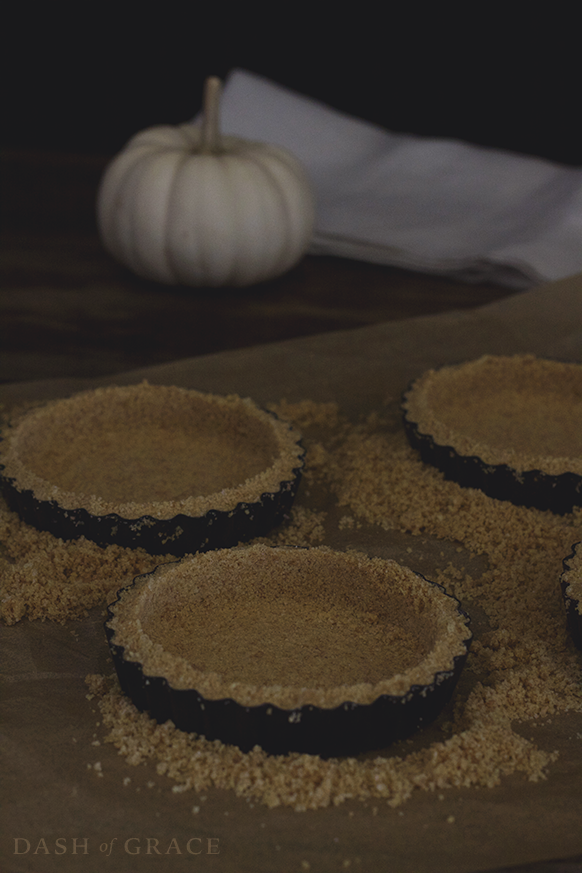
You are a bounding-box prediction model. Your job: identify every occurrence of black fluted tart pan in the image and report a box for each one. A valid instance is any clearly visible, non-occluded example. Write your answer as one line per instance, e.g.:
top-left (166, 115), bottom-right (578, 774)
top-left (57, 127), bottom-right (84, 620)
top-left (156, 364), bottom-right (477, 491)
top-left (0, 383), bottom-right (304, 556)
top-left (402, 355), bottom-right (582, 515)
top-left (105, 545), bottom-right (472, 758)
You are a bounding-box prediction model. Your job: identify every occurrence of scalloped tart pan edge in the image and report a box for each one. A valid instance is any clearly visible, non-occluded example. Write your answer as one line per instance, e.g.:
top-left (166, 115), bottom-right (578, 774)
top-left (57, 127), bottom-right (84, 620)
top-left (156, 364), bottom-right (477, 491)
top-left (0, 384), bottom-right (305, 556)
top-left (104, 549), bottom-right (472, 758)
top-left (401, 356), bottom-right (582, 515)
top-left (0, 473), bottom-right (303, 556)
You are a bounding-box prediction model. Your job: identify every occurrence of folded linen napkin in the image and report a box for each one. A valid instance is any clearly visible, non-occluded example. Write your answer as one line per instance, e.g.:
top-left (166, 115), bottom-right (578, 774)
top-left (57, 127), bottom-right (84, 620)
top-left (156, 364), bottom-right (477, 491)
top-left (214, 69), bottom-right (582, 289)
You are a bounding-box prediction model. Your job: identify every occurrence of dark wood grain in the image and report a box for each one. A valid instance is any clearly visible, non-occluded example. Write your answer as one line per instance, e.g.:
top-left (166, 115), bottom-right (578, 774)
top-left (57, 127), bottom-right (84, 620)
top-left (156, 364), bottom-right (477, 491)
top-left (1, 150), bottom-right (515, 384)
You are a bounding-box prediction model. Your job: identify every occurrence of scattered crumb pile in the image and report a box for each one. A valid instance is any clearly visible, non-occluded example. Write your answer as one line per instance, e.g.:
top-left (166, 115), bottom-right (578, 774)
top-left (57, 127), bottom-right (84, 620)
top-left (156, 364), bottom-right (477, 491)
top-left (2, 397), bottom-right (582, 810)
top-left (0, 509), bottom-right (175, 624)
top-left (86, 673), bottom-right (558, 812)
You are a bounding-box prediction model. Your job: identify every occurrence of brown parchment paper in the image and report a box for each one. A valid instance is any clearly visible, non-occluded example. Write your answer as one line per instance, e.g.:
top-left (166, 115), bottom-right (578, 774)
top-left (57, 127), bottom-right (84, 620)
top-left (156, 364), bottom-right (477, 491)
top-left (1, 273), bottom-right (582, 873)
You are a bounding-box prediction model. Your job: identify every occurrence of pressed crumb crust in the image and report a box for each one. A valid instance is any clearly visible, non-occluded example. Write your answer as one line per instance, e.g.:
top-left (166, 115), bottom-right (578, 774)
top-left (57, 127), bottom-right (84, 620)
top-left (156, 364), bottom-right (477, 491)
top-left (0, 382), bottom-right (303, 519)
top-left (402, 355), bottom-right (582, 476)
top-left (107, 545), bottom-right (470, 709)
top-left (2, 396), bottom-right (581, 810)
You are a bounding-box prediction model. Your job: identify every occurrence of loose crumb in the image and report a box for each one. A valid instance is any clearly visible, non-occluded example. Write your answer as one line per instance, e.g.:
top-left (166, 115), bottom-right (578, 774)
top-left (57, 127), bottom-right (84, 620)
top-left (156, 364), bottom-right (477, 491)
top-left (259, 506), bottom-right (327, 548)
top-left (338, 515), bottom-right (361, 531)
top-left (0, 502), bottom-right (176, 625)
top-left (270, 399), bottom-right (342, 431)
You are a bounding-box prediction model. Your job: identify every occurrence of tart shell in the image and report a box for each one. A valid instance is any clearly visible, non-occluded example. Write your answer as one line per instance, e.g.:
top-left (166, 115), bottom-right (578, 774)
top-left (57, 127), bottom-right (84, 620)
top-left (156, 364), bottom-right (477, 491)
top-left (560, 541), bottom-right (582, 651)
top-left (0, 383), bottom-right (304, 556)
top-left (402, 355), bottom-right (582, 515)
top-left (105, 546), bottom-right (472, 758)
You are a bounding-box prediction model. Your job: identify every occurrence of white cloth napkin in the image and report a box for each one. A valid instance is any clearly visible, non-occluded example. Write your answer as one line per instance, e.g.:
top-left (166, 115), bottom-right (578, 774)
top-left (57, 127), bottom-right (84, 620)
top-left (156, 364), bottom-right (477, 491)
top-left (214, 69), bottom-right (582, 289)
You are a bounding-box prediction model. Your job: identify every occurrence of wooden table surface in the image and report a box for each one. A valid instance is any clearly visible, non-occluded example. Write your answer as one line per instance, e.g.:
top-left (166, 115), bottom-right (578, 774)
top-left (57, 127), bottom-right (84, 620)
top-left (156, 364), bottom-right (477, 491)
top-left (1, 150), bottom-right (516, 386)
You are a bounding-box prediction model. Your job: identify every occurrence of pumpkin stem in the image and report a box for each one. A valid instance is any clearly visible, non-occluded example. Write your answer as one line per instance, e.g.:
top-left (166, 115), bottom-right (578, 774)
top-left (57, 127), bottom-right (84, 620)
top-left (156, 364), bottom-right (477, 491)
top-left (201, 76), bottom-right (223, 153)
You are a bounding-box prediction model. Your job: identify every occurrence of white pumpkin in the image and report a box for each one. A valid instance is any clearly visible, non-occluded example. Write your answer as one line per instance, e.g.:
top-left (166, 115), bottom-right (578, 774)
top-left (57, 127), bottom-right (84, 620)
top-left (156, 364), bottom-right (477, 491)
top-left (97, 77), bottom-right (315, 287)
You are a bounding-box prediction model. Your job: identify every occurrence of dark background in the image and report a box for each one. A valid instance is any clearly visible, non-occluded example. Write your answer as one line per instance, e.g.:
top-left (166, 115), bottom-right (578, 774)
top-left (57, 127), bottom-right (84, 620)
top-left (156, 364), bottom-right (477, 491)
top-left (3, 5), bottom-right (580, 164)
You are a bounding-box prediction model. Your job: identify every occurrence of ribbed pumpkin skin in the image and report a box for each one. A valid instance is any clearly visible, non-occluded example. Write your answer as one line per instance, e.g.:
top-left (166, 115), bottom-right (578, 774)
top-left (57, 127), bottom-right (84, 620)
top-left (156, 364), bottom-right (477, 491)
top-left (97, 124), bottom-right (315, 287)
